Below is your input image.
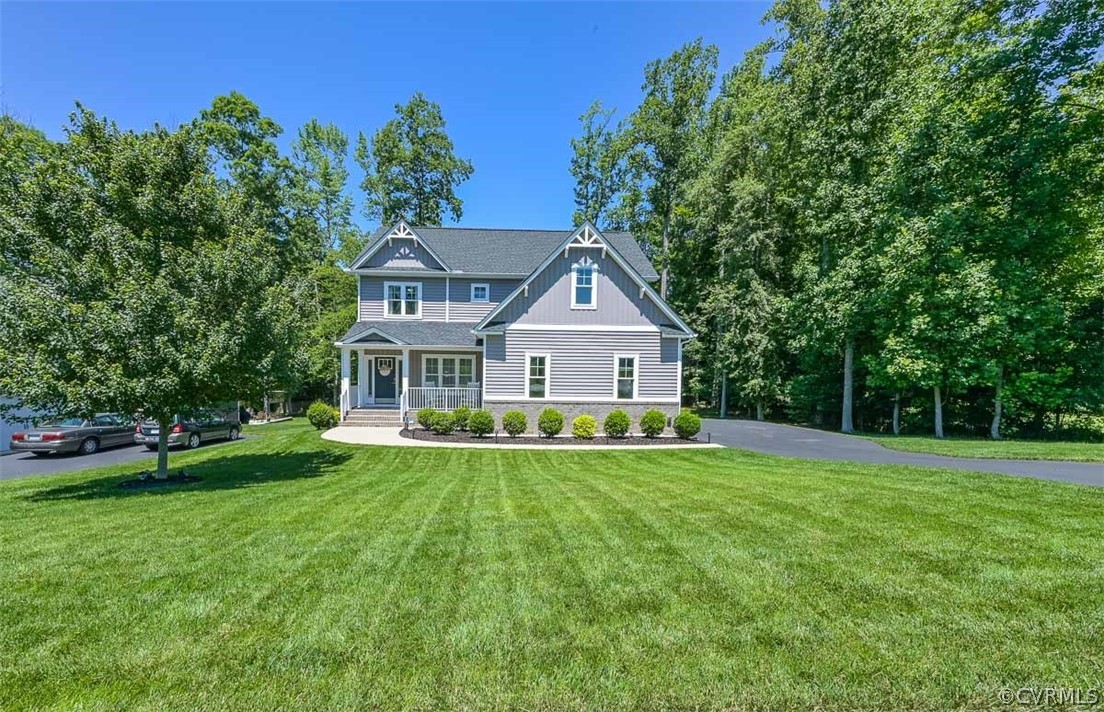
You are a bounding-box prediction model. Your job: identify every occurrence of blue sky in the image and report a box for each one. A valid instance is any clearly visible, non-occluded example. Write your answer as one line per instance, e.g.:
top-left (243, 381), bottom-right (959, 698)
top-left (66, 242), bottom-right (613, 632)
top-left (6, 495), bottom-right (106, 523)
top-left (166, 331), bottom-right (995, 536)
top-left (2, 2), bottom-right (774, 231)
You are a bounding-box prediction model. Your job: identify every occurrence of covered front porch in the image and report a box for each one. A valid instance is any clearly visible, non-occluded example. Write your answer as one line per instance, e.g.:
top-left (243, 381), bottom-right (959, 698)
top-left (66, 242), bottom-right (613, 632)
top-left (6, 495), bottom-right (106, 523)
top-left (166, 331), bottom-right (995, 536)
top-left (338, 346), bottom-right (483, 422)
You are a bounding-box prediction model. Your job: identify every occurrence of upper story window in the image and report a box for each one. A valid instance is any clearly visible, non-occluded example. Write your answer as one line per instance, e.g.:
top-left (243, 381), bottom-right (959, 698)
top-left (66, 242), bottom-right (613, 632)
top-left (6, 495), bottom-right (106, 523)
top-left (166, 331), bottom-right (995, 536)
top-left (385, 282), bottom-right (421, 318)
top-left (471, 283), bottom-right (490, 303)
top-left (572, 265), bottom-right (596, 309)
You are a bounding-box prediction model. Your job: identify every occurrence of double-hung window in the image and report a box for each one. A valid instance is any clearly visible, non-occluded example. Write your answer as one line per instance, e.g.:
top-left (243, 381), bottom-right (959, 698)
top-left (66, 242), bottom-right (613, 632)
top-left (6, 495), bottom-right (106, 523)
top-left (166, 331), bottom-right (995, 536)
top-left (572, 265), bottom-right (596, 309)
top-left (471, 283), bottom-right (490, 303)
top-left (385, 282), bottom-right (421, 318)
top-left (615, 355), bottom-right (636, 400)
top-left (527, 355), bottom-right (548, 398)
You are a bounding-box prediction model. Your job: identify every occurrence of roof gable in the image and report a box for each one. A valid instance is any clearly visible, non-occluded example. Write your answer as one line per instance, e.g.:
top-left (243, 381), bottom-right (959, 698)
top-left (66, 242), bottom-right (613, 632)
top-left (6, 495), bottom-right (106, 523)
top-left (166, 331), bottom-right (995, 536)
top-left (349, 221), bottom-right (450, 271)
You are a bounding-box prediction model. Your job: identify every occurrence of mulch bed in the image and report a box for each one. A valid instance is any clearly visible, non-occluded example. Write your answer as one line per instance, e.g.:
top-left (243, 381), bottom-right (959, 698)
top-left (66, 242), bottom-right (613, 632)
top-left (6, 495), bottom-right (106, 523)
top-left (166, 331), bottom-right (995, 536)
top-left (118, 470), bottom-right (202, 488)
top-left (402, 428), bottom-right (709, 446)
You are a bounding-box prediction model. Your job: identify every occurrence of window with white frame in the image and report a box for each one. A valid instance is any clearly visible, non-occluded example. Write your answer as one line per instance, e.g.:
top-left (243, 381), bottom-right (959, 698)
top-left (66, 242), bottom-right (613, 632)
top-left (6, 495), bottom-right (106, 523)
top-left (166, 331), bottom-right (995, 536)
top-left (572, 264), bottom-right (596, 309)
top-left (385, 282), bottom-right (421, 318)
top-left (471, 283), bottom-right (490, 303)
top-left (615, 355), bottom-right (636, 399)
top-left (423, 355), bottom-right (476, 388)
top-left (527, 355), bottom-right (548, 398)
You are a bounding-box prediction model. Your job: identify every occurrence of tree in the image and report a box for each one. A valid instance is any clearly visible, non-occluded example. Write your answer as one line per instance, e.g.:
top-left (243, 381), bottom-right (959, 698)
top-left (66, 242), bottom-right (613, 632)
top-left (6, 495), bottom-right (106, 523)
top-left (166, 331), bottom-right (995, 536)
top-left (289, 119), bottom-right (356, 266)
top-left (355, 92), bottom-right (473, 225)
top-left (568, 100), bottom-right (634, 229)
top-left (629, 39), bottom-right (718, 298)
top-left (0, 105), bottom-right (299, 478)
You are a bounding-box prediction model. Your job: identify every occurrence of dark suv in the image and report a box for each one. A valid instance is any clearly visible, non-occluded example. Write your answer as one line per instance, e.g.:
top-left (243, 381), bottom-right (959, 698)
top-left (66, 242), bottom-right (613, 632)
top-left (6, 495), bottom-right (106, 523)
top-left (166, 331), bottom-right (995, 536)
top-left (134, 409), bottom-right (241, 450)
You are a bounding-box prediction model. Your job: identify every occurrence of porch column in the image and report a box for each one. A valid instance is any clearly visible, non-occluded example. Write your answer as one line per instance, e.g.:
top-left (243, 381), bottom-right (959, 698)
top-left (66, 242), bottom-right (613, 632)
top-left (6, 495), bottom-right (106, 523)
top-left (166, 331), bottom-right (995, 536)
top-left (401, 348), bottom-right (410, 413)
top-left (340, 347), bottom-right (351, 418)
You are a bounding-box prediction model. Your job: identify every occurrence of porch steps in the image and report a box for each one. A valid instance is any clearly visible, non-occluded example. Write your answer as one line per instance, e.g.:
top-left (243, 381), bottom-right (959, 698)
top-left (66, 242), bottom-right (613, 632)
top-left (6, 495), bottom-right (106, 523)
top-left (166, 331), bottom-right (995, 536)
top-left (341, 410), bottom-right (404, 428)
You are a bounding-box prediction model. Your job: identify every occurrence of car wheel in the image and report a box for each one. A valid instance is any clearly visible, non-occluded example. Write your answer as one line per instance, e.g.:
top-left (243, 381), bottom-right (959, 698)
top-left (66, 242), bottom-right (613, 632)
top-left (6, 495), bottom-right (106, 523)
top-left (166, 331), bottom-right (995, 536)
top-left (228, 427), bottom-right (240, 441)
top-left (145, 445), bottom-right (158, 451)
top-left (79, 438), bottom-right (99, 455)
top-left (187, 432), bottom-right (201, 449)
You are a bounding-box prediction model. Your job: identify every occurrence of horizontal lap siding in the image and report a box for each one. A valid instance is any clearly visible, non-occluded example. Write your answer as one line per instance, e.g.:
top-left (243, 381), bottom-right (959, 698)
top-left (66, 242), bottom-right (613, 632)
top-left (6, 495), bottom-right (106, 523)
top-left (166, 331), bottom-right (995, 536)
top-left (448, 279), bottom-right (518, 322)
top-left (359, 277), bottom-right (445, 321)
top-left (484, 330), bottom-right (678, 401)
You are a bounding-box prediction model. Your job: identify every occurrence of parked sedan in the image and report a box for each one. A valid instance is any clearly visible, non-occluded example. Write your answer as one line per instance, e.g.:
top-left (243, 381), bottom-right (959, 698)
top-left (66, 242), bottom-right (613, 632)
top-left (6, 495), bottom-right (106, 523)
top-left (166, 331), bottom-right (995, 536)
top-left (134, 410), bottom-right (241, 451)
top-left (10, 413), bottom-right (137, 456)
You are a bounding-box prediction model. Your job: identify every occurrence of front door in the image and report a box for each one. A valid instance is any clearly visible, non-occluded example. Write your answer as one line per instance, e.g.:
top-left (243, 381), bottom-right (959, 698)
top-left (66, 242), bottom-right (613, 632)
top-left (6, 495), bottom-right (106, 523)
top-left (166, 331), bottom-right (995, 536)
top-left (374, 357), bottom-right (397, 404)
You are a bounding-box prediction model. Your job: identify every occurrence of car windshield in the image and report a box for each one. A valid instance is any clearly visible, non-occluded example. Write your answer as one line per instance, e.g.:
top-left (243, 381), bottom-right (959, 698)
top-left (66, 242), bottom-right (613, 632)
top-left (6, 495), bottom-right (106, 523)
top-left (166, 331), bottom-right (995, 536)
top-left (44, 417), bottom-right (85, 427)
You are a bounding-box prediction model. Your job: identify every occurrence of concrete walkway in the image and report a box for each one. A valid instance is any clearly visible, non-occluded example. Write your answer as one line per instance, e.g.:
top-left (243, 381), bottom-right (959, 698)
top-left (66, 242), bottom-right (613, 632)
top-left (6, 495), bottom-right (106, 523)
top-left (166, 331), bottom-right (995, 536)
top-left (702, 419), bottom-right (1103, 487)
top-left (322, 427), bottom-right (722, 451)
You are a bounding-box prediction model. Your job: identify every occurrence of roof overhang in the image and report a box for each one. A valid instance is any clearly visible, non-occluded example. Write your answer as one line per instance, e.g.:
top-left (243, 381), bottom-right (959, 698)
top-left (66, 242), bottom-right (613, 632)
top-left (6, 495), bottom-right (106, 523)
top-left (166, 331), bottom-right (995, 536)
top-left (334, 325), bottom-right (407, 346)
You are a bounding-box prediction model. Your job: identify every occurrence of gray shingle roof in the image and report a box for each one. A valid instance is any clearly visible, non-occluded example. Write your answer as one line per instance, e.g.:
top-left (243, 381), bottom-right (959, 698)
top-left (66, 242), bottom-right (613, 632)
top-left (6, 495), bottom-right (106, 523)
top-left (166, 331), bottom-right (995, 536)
top-left (339, 320), bottom-right (479, 347)
top-left (351, 225), bottom-right (660, 281)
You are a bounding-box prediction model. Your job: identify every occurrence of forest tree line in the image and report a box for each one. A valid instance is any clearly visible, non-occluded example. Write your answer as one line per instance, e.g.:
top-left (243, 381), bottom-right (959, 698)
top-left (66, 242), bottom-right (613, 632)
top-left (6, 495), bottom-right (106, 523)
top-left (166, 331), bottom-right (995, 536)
top-left (568, 0), bottom-right (1103, 439)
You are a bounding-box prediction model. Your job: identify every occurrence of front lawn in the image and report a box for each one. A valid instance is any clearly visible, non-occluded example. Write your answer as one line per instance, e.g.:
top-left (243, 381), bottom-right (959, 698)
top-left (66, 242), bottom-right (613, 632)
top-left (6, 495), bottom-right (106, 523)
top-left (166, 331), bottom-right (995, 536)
top-left (1, 421), bottom-right (1100, 710)
top-left (865, 434), bottom-right (1104, 462)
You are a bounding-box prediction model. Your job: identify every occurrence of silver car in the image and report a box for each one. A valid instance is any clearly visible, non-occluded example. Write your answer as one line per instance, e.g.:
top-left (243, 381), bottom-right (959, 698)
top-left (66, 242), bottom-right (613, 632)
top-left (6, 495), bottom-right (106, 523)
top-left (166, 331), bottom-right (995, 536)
top-left (10, 413), bottom-right (136, 456)
top-left (134, 409), bottom-right (241, 451)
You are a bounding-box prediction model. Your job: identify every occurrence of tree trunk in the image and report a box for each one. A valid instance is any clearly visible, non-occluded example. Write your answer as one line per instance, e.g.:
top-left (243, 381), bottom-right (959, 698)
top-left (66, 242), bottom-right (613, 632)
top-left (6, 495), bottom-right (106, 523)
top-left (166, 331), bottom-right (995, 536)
top-left (933, 385), bottom-right (944, 439)
top-left (719, 373), bottom-right (728, 419)
top-left (841, 338), bottom-right (855, 434)
top-left (660, 208), bottom-right (671, 299)
top-left (892, 392), bottom-right (901, 435)
top-left (990, 365), bottom-right (1003, 441)
top-left (756, 400), bottom-right (764, 422)
top-left (155, 417), bottom-right (171, 480)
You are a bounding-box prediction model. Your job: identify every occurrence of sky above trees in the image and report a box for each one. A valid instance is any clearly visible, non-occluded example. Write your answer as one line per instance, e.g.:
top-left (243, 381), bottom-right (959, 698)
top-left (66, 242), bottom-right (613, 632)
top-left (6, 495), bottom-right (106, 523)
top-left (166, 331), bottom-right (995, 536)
top-left (1, 1), bottom-right (773, 231)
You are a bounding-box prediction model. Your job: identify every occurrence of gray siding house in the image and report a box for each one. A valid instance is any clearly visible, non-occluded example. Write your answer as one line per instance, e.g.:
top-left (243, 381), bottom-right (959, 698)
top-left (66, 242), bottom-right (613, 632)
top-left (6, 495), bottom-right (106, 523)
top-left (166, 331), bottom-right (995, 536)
top-left (334, 221), bottom-right (695, 432)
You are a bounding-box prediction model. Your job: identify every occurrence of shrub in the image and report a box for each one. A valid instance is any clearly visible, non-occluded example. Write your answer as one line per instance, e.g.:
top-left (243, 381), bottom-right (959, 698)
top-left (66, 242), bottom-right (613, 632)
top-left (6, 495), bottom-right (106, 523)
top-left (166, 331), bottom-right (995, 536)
top-left (468, 409), bottom-right (495, 437)
top-left (603, 409), bottom-right (631, 438)
top-left (416, 407), bottom-right (437, 429)
top-left (572, 414), bottom-right (597, 439)
top-left (452, 406), bottom-right (471, 431)
top-left (306, 401), bottom-right (339, 430)
top-left (538, 408), bottom-right (565, 438)
top-left (639, 409), bottom-right (667, 438)
top-left (673, 411), bottom-right (702, 439)
top-left (502, 410), bottom-right (527, 437)
top-left (431, 411), bottom-right (456, 435)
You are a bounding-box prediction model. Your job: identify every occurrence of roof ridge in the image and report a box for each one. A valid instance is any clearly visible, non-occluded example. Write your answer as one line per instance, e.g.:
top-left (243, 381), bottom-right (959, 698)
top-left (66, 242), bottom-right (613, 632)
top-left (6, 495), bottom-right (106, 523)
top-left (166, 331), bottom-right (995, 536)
top-left (412, 226), bottom-right (573, 233)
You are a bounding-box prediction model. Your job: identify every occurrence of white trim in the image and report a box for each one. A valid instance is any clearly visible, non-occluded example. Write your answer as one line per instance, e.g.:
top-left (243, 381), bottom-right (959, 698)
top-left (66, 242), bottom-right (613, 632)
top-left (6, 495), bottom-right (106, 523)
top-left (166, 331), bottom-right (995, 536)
top-left (676, 339), bottom-right (683, 407)
top-left (570, 263), bottom-right (597, 310)
top-left (500, 324), bottom-right (660, 333)
top-left (421, 353), bottom-right (477, 388)
top-left (482, 396), bottom-right (682, 404)
top-left (383, 281), bottom-right (422, 319)
top-left (474, 221), bottom-right (695, 337)
top-left (335, 325), bottom-right (406, 346)
top-left (470, 282), bottom-right (490, 303)
top-left (613, 353), bottom-right (639, 401)
top-left (525, 352), bottom-right (550, 400)
top-left (350, 221), bottom-right (452, 271)
top-left (346, 269), bottom-right (522, 278)
top-left (445, 276), bottom-right (450, 323)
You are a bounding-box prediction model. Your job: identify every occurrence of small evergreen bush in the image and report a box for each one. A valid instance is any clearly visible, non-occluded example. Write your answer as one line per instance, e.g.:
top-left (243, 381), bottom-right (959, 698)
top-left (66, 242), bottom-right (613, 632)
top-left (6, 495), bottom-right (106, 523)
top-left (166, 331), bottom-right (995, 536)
top-left (416, 407), bottom-right (437, 429)
top-left (306, 401), bottom-right (339, 430)
top-left (431, 411), bottom-right (456, 435)
top-left (468, 409), bottom-right (495, 437)
top-left (452, 406), bottom-right (471, 431)
top-left (639, 409), bottom-right (667, 438)
top-left (502, 410), bottom-right (527, 437)
top-left (673, 411), bottom-right (702, 439)
top-left (538, 408), bottom-right (564, 438)
top-left (603, 409), bottom-right (631, 438)
top-left (572, 414), bottom-right (597, 439)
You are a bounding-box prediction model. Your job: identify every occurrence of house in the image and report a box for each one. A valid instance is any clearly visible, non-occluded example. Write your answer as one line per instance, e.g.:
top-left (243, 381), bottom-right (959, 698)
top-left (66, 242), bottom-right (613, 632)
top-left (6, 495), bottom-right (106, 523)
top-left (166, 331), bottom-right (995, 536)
top-left (335, 221), bottom-right (695, 432)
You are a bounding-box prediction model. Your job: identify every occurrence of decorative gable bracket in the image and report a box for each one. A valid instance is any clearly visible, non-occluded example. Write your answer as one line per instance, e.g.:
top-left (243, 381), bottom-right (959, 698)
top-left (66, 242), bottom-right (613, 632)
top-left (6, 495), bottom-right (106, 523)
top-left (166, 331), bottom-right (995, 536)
top-left (563, 224), bottom-right (607, 260)
top-left (387, 221), bottom-right (417, 247)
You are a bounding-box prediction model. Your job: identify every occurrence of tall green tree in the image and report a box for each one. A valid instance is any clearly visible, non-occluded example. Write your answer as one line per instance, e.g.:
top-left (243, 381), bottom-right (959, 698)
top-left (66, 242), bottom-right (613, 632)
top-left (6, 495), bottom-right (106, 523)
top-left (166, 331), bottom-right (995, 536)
top-left (568, 100), bottom-right (635, 229)
top-left (289, 119), bottom-right (356, 265)
top-left (0, 106), bottom-right (299, 478)
top-left (355, 92), bottom-right (474, 225)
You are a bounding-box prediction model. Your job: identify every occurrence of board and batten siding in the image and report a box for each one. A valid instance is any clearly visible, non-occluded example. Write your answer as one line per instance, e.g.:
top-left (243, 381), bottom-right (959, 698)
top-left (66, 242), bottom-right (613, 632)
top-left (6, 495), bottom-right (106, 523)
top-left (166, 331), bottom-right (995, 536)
top-left (483, 329), bottom-right (679, 401)
top-left (496, 248), bottom-right (668, 328)
top-left (359, 276), bottom-right (446, 321)
top-left (448, 279), bottom-right (518, 322)
top-left (364, 240), bottom-right (445, 270)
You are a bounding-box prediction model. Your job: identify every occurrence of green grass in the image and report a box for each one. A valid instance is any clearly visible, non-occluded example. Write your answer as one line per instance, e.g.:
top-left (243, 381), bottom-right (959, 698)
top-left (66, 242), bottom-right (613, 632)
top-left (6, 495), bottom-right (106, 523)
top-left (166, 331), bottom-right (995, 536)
top-left (865, 434), bottom-right (1104, 461)
top-left (2, 421), bottom-right (1101, 710)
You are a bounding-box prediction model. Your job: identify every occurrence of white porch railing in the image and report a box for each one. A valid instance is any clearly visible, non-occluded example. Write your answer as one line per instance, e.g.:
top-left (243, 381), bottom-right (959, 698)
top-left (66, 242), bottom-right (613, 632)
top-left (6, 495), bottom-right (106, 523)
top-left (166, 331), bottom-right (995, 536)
top-left (405, 387), bottom-right (482, 412)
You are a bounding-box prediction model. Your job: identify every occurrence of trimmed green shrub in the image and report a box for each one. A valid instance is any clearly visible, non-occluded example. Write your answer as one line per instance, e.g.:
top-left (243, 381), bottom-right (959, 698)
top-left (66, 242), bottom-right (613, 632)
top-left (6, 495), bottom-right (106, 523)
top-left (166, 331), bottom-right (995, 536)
top-left (431, 411), bottom-right (456, 435)
top-left (603, 409), bottom-right (631, 438)
top-left (306, 401), bottom-right (339, 430)
top-left (416, 407), bottom-right (437, 429)
top-left (572, 414), bottom-right (597, 439)
top-left (673, 411), bottom-right (702, 439)
top-left (502, 410), bottom-right (527, 437)
top-left (452, 406), bottom-right (471, 431)
top-left (639, 409), bottom-right (667, 438)
top-left (468, 409), bottom-right (495, 437)
top-left (538, 408), bottom-right (564, 438)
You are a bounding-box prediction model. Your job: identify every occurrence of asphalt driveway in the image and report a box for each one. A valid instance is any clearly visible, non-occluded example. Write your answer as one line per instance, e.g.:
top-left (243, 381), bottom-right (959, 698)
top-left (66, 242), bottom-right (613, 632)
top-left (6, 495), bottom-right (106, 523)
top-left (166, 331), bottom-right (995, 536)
top-left (703, 419), bottom-right (1104, 487)
top-left (0, 437), bottom-right (245, 481)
